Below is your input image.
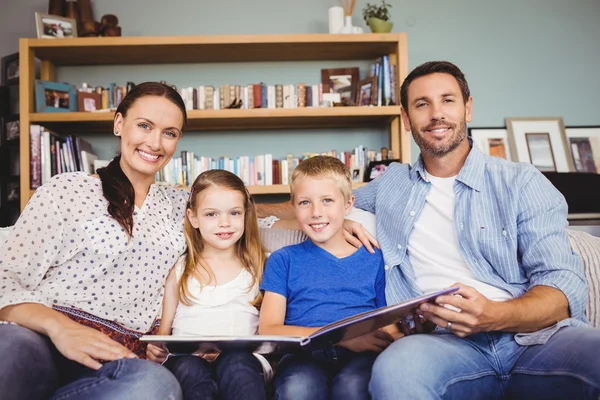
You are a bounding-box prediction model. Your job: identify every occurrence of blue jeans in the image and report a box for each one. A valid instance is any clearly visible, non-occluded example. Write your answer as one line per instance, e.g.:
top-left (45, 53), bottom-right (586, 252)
top-left (273, 346), bottom-right (378, 400)
top-left (164, 350), bottom-right (266, 400)
top-left (369, 326), bottom-right (600, 399)
top-left (0, 323), bottom-right (181, 400)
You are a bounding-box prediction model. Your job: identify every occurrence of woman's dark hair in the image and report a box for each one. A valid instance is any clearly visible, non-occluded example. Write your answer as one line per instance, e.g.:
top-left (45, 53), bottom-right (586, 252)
top-left (96, 82), bottom-right (187, 238)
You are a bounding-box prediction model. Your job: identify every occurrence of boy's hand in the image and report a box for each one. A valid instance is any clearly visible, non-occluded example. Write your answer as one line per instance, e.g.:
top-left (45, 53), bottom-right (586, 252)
top-left (337, 329), bottom-right (393, 353)
top-left (146, 343), bottom-right (169, 363)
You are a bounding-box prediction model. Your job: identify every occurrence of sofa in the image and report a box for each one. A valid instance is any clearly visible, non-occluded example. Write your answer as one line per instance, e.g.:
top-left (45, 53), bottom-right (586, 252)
top-left (258, 226), bottom-right (600, 328)
top-left (1, 224), bottom-right (599, 327)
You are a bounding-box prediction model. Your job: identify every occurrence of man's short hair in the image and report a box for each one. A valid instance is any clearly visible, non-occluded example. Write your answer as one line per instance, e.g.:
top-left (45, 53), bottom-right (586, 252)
top-left (290, 156), bottom-right (353, 202)
top-left (400, 61), bottom-right (471, 110)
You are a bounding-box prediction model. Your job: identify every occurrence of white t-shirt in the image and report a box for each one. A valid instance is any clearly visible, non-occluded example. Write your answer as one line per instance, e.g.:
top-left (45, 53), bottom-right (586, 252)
top-left (408, 172), bottom-right (513, 302)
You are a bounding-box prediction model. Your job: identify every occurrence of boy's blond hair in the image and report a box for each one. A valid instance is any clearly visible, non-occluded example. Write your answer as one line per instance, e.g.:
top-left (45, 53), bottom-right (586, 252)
top-left (290, 156), bottom-right (353, 202)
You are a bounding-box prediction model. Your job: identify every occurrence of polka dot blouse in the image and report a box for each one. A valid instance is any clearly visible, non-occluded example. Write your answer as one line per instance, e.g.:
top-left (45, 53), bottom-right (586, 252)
top-left (0, 172), bottom-right (189, 333)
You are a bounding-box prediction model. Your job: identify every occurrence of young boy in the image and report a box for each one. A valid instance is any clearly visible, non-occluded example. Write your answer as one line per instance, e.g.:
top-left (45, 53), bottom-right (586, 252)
top-left (259, 156), bottom-right (396, 400)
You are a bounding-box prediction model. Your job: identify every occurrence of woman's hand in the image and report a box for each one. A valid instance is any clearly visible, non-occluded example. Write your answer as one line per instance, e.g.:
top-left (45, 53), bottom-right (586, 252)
top-left (48, 319), bottom-right (137, 370)
top-left (343, 219), bottom-right (380, 253)
top-left (146, 343), bottom-right (169, 363)
top-left (337, 329), bottom-right (393, 353)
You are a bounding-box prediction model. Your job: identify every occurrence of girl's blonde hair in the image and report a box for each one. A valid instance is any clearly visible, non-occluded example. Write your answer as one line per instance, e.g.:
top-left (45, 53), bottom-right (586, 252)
top-left (180, 170), bottom-right (266, 307)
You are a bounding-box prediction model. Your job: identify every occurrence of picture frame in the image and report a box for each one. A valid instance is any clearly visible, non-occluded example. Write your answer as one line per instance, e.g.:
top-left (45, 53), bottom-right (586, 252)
top-left (467, 127), bottom-right (512, 160)
top-left (35, 12), bottom-right (78, 39)
top-left (565, 126), bottom-right (600, 174)
top-left (365, 159), bottom-right (399, 182)
top-left (34, 80), bottom-right (78, 113)
top-left (350, 165), bottom-right (365, 183)
top-left (506, 117), bottom-right (575, 173)
top-left (77, 91), bottom-right (102, 112)
top-left (321, 67), bottom-right (360, 106)
top-left (4, 115), bottom-right (20, 141)
top-left (355, 77), bottom-right (377, 107)
top-left (1, 52), bottom-right (19, 86)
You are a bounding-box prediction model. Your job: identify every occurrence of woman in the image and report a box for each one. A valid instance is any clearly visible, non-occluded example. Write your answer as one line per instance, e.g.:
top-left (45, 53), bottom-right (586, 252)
top-left (0, 82), bottom-right (188, 400)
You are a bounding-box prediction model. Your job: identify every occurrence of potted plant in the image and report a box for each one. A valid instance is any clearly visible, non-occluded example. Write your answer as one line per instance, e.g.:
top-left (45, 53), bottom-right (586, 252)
top-left (362, 1), bottom-right (393, 33)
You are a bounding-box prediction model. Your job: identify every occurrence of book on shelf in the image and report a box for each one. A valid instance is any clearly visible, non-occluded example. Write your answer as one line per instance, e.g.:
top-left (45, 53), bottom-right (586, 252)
top-left (29, 125), bottom-right (97, 188)
top-left (139, 287), bottom-right (458, 355)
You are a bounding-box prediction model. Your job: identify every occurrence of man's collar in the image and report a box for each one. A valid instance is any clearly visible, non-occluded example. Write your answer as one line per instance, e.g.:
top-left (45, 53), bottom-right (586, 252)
top-left (411, 137), bottom-right (485, 192)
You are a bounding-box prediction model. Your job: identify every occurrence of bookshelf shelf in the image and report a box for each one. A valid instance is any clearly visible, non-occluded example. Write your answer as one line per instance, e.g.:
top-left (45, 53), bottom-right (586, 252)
top-left (30, 106), bottom-right (402, 133)
top-left (27, 34), bottom-right (404, 65)
top-left (19, 33), bottom-right (409, 210)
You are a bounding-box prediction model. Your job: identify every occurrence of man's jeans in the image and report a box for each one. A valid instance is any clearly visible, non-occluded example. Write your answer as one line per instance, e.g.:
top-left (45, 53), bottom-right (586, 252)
top-left (0, 323), bottom-right (182, 400)
top-left (274, 346), bottom-right (378, 400)
top-left (164, 350), bottom-right (266, 400)
top-left (369, 326), bottom-right (600, 399)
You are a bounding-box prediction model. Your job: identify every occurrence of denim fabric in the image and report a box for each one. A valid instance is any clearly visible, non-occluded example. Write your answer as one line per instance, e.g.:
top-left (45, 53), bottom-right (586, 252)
top-left (0, 323), bottom-right (182, 400)
top-left (369, 326), bottom-right (600, 399)
top-left (274, 346), bottom-right (377, 400)
top-left (164, 350), bottom-right (266, 400)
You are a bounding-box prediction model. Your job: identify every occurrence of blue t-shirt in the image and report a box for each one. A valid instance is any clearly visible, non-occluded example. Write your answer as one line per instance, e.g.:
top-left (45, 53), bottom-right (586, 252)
top-left (260, 239), bottom-right (386, 327)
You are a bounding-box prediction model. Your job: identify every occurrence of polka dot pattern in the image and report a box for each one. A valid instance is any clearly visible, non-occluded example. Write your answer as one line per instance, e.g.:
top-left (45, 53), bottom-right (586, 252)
top-left (0, 172), bottom-right (188, 332)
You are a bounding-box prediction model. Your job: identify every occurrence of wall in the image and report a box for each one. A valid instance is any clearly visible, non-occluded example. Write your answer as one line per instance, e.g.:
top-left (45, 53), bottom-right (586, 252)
top-left (1, 0), bottom-right (599, 162)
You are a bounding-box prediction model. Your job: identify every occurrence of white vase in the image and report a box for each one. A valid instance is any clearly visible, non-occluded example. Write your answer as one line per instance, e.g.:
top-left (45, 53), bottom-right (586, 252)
top-left (340, 16), bottom-right (353, 34)
top-left (328, 6), bottom-right (344, 34)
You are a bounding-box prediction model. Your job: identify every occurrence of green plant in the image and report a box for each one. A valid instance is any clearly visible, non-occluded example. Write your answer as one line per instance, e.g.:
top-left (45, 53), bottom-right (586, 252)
top-left (362, 0), bottom-right (392, 23)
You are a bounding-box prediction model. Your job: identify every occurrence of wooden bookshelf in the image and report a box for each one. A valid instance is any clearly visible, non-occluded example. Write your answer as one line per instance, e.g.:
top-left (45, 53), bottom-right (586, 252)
top-left (19, 33), bottom-right (409, 210)
top-left (30, 106), bottom-right (402, 133)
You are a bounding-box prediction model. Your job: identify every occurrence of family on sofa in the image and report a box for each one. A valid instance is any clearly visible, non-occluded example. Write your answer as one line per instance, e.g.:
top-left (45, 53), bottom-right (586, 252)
top-left (1, 62), bottom-right (599, 400)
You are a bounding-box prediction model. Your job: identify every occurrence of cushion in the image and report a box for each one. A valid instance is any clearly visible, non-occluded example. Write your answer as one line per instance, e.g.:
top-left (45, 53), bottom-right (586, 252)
top-left (568, 229), bottom-right (600, 328)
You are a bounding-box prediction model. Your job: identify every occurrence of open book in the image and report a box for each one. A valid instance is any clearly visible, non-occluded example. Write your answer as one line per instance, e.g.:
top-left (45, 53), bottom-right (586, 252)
top-left (140, 287), bottom-right (459, 355)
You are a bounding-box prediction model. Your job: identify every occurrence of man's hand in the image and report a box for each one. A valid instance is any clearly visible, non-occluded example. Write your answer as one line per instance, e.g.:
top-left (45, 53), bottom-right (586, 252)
top-left (419, 283), bottom-right (500, 337)
top-left (343, 219), bottom-right (380, 253)
top-left (146, 343), bottom-right (169, 363)
top-left (337, 329), bottom-right (393, 353)
top-left (48, 319), bottom-right (137, 370)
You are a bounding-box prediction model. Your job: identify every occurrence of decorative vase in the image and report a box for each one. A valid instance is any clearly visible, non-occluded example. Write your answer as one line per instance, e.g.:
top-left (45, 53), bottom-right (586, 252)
top-left (367, 17), bottom-right (393, 33)
top-left (340, 16), bottom-right (353, 34)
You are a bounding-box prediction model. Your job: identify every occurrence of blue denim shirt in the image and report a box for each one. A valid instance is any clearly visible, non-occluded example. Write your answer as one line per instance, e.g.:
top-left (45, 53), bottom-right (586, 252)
top-left (354, 142), bottom-right (589, 344)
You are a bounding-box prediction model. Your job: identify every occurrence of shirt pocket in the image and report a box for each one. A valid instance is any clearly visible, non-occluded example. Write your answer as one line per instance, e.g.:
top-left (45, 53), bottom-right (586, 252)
top-left (476, 223), bottom-right (519, 277)
top-left (82, 215), bottom-right (130, 255)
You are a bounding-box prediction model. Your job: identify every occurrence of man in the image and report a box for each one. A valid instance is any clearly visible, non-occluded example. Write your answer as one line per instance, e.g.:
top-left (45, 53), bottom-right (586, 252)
top-left (258, 61), bottom-right (600, 399)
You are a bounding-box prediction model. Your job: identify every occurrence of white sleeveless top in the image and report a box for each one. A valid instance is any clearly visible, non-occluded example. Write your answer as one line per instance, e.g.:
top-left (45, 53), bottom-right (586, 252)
top-left (172, 257), bottom-right (260, 336)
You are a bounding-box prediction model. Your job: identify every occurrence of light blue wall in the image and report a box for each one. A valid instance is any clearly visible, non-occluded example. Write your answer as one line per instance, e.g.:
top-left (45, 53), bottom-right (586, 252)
top-left (1, 0), bottom-right (599, 162)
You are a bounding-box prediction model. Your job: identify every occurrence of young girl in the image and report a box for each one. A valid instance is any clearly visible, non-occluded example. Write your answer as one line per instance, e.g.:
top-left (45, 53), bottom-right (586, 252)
top-left (146, 169), bottom-right (269, 400)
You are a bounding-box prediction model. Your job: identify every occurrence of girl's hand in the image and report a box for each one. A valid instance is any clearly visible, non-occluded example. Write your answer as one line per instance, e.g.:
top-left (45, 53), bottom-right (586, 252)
top-left (337, 329), bottom-right (393, 353)
top-left (146, 343), bottom-right (169, 363)
top-left (48, 319), bottom-right (137, 370)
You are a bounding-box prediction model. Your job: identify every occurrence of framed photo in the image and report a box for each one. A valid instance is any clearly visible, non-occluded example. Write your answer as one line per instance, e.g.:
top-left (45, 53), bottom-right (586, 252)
top-left (5, 116), bottom-right (20, 141)
top-left (350, 165), bottom-right (365, 183)
top-left (506, 117), bottom-right (574, 172)
top-left (566, 126), bottom-right (600, 174)
top-left (365, 159), bottom-right (399, 182)
top-left (321, 67), bottom-right (359, 106)
top-left (77, 91), bottom-right (102, 112)
top-left (35, 12), bottom-right (78, 39)
top-left (6, 181), bottom-right (19, 202)
top-left (1, 52), bottom-right (19, 86)
top-left (468, 127), bottom-right (511, 160)
top-left (35, 80), bottom-right (77, 113)
top-left (355, 77), bottom-right (377, 106)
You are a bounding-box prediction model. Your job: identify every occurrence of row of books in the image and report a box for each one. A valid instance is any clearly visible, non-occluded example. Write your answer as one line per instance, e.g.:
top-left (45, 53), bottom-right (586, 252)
top-left (29, 125), bottom-right (97, 189)
top-left (157, 146), bottom-right (387, 188)
top-left (370, 55), bottom-right (398, 107)
top-left (177, 83), bottom-right (325, 111)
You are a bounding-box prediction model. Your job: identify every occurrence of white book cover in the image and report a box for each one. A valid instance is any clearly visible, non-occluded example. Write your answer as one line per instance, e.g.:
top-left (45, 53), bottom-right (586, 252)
top-left (80, 151), bottom-right (98, 175)
top-left (264, 154), bottom-right (273, 186)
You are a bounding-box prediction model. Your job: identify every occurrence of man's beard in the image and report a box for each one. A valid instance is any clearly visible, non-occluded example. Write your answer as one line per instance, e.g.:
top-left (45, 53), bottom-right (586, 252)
top-left (410, 118), bottom-right (467, 158)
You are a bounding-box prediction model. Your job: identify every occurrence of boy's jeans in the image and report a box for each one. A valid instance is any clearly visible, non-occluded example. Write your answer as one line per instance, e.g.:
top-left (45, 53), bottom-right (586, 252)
top-left (164, 350), bottom-right (267, 400)
top-left (274, 346), bottom-right (378, 400)
top-left (0, 323), bottom-right (182, 400)
top-left (369, 326), bottom-right (600, 399)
